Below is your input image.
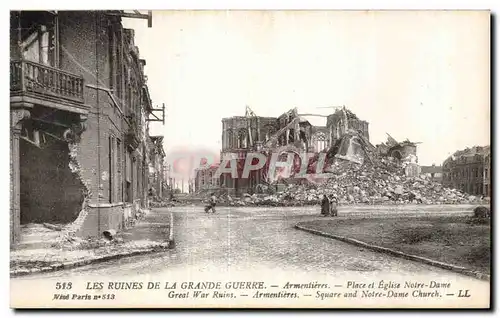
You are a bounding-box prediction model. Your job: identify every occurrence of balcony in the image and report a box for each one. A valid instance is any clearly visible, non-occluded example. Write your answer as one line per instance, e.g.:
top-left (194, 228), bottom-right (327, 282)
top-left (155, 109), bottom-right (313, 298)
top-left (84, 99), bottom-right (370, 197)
top-left (10, 60), bottom-right (88, 114)
top-left (125, 115), bottom-right (141, 151)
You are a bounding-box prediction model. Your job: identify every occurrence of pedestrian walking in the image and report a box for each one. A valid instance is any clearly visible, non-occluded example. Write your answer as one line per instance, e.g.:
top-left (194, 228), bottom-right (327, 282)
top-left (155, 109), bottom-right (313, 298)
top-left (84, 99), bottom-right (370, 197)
top-left (204, 193), bottom-right (217, 213)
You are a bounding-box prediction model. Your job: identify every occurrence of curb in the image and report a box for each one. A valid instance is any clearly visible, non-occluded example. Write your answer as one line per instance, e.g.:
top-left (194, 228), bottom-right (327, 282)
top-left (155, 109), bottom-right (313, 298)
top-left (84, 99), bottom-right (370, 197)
top-left (295, 224), bottom-right (490, 282)
top-left (11, 213), bottom-right (176, 278)
top-left (10, 244), bottom-right (171, 278)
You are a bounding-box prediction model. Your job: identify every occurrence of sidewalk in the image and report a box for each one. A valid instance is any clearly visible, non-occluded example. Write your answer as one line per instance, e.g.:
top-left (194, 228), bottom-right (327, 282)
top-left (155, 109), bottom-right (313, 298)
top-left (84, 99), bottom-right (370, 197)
top-left (295, 215), bottom-right (490, 281)
top-left (10, 209), bottom-right (173, 277)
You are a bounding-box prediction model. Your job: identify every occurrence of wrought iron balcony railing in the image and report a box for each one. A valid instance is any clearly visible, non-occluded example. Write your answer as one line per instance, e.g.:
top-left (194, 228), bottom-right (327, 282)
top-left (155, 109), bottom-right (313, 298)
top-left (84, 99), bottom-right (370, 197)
top-left (10, 59), bottom-right (84, 104)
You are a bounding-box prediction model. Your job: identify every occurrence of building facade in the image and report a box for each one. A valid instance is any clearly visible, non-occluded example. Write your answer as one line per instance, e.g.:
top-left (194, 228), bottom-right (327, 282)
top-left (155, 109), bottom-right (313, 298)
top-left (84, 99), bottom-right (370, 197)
top-left (327, 107), bottom-right (370, 143)
top-left (10, 11), bottom-right (159, 246)
top-left (194, 163), bottom-right (221, 192)
top-left (216, 107), bottom-right (371, 196)
top-left (442, 146), bottom-right (490, 196)
top-left (148, 136), bottom-right (166, 198)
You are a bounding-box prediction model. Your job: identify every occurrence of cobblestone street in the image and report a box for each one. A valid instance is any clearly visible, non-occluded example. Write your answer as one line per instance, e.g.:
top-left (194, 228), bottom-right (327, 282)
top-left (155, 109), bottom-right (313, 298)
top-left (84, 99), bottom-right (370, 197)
top-left (12, 205), bottom-right (485, 283)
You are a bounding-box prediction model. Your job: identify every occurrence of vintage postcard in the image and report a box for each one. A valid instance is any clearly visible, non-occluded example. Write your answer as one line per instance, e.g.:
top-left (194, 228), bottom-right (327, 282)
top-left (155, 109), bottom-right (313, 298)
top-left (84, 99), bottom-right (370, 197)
top-left (9, 9), bottom-right (490, 309)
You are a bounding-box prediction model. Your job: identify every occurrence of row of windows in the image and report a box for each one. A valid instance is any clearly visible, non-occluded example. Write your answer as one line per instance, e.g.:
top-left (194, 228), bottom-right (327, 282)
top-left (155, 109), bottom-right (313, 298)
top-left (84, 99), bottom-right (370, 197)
top-left (222, 128), bottom-right (329, 150)
top-left (222, 127), bottom-right (278, 149)
top-left (456, 183), bottom-right (485, 196)
top-left (108, 27), bottom-right (144, 119)
top-left (442, 167), bottom-right (490, 181)
top-left (199, 171), bottom-right (220, 186)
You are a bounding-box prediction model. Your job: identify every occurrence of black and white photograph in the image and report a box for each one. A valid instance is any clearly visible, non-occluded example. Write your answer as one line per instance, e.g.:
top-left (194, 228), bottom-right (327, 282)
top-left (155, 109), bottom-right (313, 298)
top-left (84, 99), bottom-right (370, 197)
top-left (8, 9), bottom-right (491, 308)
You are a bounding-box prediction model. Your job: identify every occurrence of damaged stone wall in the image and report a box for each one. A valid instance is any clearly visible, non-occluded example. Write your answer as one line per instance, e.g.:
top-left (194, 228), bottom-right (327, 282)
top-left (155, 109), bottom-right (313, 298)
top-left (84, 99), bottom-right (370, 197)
top-left (59, 142), bottom-right (92, 237)
top-left (327, 108), bottom-right (370, 143)
top-left (221, 116), bottom-right (277, 150)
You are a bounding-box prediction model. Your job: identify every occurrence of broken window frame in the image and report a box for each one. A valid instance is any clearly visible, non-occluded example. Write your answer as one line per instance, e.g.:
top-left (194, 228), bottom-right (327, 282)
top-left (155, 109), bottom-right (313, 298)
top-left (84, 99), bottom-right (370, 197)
top-left (21, 20), bottom-right (58, 67)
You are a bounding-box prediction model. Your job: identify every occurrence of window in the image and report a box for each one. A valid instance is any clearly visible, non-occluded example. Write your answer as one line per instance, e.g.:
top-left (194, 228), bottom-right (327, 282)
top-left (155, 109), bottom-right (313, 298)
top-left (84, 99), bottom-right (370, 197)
top-left (226, 130), bottom-right (233, 148)
top-left (108, 27), bottom-right (115, 89)
top-left (109, 135), bottom-right (115, 203)
top-left (23, 24), bottom-right (56, 66)
top-left (125, 150), bottom-right (133, 203)
top-left (116, 138), bottom-right (122, 202)
top-left (313, 132), bottom-right (327, 152)
top-left (136, 161), bottom-right (141, 200)
top-left (238, 130), bottom-right (247, 148)
top-left (126, 68), bottom-right (132, 116)
top-left (108, 27), bottom-right (124, 101)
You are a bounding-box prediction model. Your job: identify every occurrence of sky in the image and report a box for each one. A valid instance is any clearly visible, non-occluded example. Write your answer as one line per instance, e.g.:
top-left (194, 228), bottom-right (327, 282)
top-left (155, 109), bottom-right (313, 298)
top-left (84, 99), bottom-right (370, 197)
top-left (122, 10), bottom-right (490, 168)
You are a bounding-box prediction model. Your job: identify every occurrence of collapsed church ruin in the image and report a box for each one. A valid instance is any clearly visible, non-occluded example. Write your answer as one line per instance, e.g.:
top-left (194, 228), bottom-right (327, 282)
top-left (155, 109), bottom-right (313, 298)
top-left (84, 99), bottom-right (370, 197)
top-left (196, 106), bottom-right (421, 196)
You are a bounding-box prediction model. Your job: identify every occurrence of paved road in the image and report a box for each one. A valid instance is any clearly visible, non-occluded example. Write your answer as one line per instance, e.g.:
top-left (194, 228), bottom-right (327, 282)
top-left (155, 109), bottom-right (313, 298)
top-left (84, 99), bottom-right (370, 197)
top-left (12, 205), bottom-right (483, 281)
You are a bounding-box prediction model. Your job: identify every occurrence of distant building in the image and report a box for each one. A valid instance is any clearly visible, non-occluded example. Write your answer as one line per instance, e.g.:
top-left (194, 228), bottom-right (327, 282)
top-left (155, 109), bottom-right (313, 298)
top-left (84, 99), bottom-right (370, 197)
top-left (420, 164), bottom-right (443, 183)
top-left (484, 152), bottom-right (491, 197)
top-left (442, 146), bottom-right (490, 196)
top-left (195, 163), bottom-right (221, 192)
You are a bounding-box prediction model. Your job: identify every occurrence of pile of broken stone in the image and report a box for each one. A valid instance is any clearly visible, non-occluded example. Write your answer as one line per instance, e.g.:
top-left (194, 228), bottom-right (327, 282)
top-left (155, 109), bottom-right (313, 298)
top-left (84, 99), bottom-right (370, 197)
top-left (215, 157), bottom-right (483, 207)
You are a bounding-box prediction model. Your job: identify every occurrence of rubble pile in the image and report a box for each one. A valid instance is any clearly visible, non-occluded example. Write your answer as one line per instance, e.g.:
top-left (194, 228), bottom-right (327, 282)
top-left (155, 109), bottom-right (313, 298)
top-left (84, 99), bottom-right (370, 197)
top-left (149, 201), bottom-right (177, 208)
top-left (212, 156), bottom-right (479, 207)
top-left (281, 157), bottom-right (476, 205)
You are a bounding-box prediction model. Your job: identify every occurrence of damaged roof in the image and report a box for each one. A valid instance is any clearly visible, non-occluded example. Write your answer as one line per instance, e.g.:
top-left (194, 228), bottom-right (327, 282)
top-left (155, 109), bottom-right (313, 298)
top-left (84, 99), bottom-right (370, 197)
top-left (343, 108), bottom-right (359, 120)
top-left (444, 145), bottom-right (490, 163)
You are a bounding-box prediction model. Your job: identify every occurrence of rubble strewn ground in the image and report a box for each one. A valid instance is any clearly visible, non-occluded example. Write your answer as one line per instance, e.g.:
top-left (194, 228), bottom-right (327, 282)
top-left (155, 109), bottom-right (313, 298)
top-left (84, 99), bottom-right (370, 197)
top-left (10, 209), bottom-right (172, 276)
top-left (297, 215), bottom-right (491, 275)
top-left (207, 157), bottom-right (488, 207)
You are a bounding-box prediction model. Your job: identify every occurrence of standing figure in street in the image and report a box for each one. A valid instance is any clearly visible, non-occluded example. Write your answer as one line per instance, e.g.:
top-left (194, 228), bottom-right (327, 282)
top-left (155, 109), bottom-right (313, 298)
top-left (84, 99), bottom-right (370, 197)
top-left (205, 193), bottom-right (217, 213)
top-left (321, 194), bottom-right (330, 216)
top-left (329, 195), bottom-right (338, 217)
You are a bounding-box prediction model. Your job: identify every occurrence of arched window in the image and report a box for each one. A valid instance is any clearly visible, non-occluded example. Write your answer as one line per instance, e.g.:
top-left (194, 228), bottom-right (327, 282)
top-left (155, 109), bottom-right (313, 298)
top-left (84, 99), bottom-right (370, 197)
top-left (208, 171), bottom-right (213, 185)
top-left (312, 132), bottom-right (327, 152)
top-left (226, 130), bottom-right (233, 148)
top-left (391, 150), bottom-right (403, 160)
top-left (238, 129), bottom-right (247, 148)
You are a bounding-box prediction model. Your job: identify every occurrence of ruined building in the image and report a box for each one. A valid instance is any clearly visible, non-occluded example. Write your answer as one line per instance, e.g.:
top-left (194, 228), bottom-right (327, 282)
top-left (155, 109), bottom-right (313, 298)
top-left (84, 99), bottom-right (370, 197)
top-left (194, 163), bottom-right (221, 193)
top-left (198, 104), bottom-right (422, 197)
top-left (212, 106), bottom-right (372, 196)
top-left (148, 136), bottom-right (166, 199)
top-left (219, 109), bottom-right (277, 195)
top-left (10, 11), bottom-right (160, 246)
top-left (442, 146), bottom-right (491, 196)
top-left (327, 107), bottom-right (370, 142)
